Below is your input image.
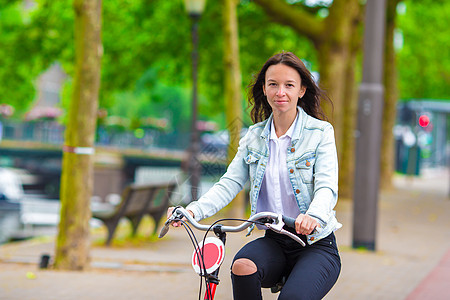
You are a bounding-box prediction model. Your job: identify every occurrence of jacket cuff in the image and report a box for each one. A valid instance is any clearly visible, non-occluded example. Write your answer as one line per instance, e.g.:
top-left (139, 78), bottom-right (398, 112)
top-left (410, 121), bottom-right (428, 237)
top-left (305, 213), bottom-right (327, 228)
top-left (185, 203), bottom-right (203, 222)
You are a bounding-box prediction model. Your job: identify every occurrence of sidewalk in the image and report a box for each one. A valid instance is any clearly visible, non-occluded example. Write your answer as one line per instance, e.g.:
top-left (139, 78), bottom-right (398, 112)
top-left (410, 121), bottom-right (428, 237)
top-left (1, 169), bottom-right (449, 300)
top-left (327, 168), bottom-right (450, 300)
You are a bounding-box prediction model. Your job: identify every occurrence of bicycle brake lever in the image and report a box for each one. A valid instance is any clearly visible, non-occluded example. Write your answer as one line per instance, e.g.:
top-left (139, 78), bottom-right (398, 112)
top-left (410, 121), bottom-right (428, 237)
top-left (158, 218), bottom-right (172, 238)
top-left (265, 223), bottom-right (306, 247)
top-left (265, 215), bottom-right (306, 247)
top-left (158, 208), bottom-right (183, 238)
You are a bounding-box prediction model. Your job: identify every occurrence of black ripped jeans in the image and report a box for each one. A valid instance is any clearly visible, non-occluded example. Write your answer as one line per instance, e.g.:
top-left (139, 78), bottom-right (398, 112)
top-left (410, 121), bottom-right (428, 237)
top-left (231, 231), bottom-right (341, 300)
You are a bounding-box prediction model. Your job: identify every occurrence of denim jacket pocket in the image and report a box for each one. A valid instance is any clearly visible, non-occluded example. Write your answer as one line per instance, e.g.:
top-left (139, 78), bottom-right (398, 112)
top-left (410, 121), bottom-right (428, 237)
top-left (295, 153), bottom-right (316, 184)
top-left (245, 151), bottom-right (261, 180)
top-left (245, 152), bottom-right (260, 164)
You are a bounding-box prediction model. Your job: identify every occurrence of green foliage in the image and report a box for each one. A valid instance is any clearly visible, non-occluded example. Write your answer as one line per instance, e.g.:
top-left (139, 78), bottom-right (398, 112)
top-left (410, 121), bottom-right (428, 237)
top-left (238, 2), bottom-right (318, 79)
top-left (1, 0), bottom-right (320, 129)
top-left (0, 2), bottom-right (35, 114)
top-left (2, 0), bottom-right (448, 127)
top-left (397, 0), bottom-right (450, 100)
top-left (108, 67), bottom-right (192, 132)
top-left (100, 1), bottom-right (191, 103)
top-left (0, 0), bottom-right (74, 116)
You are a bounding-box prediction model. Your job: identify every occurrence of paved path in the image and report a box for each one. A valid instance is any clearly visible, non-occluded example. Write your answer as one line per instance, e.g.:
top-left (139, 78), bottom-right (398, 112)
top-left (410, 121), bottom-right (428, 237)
top-left (326, 169), bottom-right (450, 300)
top-left (0, 169), bottom-right (449, 299)
top-left (405, 248), bottom-right (450, 300)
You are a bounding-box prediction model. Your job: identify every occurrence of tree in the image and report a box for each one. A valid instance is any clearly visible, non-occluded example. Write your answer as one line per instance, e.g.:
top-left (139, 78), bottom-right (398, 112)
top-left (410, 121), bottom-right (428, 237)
top-left (0, 1), bottom-right (43, 114)
top-left (223, 0), bottom-right (245, 216)
top-left (2, 1), bottom-right (314, 128)
top-left (252, 0), bottom-right (364, 199)
top-left (380, 0), bottom-right (401, 189)
top-left (397, 0), bottom-right (450, 100)
top-left (380, 0), bottom-right (450, 189)
top-left (54, 0), bottom-right (102, 270)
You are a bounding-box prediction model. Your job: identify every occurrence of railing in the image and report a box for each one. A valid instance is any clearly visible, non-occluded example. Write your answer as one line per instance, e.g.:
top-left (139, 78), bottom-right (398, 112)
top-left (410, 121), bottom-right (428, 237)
top-left (0, 120), bottom-right (191, 151)
top-left (2, 121), bottom-right (64, 145)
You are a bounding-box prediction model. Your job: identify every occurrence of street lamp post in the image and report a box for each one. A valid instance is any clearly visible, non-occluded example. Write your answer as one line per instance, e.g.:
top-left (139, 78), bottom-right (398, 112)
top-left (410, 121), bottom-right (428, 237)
top-left (352, 0), bottom-right (387, 251)
top-left (184, 0), bottom-right (206, 202)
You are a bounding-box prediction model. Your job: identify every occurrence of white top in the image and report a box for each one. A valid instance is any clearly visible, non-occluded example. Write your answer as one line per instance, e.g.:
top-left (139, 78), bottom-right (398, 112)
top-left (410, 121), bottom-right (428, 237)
top-left (256, 113), bottom-right (301, 219)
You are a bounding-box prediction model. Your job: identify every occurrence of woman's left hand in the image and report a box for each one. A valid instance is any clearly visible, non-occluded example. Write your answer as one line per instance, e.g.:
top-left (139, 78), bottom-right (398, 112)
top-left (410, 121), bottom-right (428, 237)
top-left (295, 214), bottom-right (318, 235)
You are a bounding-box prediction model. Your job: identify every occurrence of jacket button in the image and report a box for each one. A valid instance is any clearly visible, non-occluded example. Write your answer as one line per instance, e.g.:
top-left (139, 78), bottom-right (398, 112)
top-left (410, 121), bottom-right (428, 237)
top-left (306, 161), bottom-right (311, 167)
top-left (290, 148), bottom-right (295, 153)
top-left (296, 189), bottom-right (300, 194)
top-left (310, 237), bottom-right (315, 241)
top-left (290, 169), bottom-right (294, 174)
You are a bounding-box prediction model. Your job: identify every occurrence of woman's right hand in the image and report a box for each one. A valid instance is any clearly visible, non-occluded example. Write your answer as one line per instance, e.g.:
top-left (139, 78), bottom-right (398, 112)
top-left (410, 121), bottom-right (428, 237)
top-left (295, 213), bottom-right (319, 235)
top-left (166, 207), bottom-right (194, 227)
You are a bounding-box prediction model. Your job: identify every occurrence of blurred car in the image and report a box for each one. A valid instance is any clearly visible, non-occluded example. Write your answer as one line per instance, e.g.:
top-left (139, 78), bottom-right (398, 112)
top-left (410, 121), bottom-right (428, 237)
top-left (0, 168), bottom-right (23, 243)
top-left (0, 168), bottom-right (24, 210)
top-left (200, 128), bottom-right (248, 157)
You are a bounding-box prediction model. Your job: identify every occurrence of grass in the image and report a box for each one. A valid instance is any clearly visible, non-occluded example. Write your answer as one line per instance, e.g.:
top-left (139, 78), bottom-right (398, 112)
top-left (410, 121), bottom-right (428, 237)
top-left (91, 216), bottom-right (161, 248)
top-left (91, 205), bottom-right (252, 248)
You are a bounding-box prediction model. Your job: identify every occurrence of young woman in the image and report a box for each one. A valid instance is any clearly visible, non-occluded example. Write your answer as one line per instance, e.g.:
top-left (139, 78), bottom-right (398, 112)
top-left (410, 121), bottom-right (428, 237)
top-left (169, 52), bottom-right (341, 299)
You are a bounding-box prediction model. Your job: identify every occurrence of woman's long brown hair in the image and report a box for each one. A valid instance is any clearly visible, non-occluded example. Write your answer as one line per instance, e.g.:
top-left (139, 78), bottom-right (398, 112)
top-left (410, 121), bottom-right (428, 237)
top-left (248, 52), bottom-right (332, 123)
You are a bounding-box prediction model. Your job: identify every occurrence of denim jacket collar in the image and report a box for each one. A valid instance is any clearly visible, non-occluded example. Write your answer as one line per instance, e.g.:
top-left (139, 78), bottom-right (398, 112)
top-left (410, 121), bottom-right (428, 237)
top-left (260, 115), bottom-right (272, 141)
top-left (261, 107), bottom-right (306, 144)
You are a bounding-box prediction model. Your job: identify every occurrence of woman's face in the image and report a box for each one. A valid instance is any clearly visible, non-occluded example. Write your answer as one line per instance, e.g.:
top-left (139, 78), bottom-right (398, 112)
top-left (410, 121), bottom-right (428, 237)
top-left (263, 63), bottom-right (306, 117)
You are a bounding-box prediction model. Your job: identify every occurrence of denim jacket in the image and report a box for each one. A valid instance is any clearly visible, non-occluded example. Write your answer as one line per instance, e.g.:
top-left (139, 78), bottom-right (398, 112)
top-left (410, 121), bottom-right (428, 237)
top-left (187, 107), bottom-right (341, 244)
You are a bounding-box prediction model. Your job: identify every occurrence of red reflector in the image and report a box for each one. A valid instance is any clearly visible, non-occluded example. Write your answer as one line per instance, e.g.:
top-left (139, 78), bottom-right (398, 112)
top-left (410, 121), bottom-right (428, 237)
top-left (192, 237), bottom-right (225, 275)
top-left (419, 115), bottom-right (430, 127)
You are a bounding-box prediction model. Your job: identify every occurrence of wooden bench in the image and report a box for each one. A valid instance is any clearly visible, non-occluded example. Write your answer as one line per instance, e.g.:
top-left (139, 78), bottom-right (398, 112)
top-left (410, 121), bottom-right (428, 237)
top-left (92, 181), bottom-right (176, 245)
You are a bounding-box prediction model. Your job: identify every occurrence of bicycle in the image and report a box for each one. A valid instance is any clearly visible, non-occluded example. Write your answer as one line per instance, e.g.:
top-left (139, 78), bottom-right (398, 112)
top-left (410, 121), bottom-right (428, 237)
top-left (159, 206), bottom-right (305, 300)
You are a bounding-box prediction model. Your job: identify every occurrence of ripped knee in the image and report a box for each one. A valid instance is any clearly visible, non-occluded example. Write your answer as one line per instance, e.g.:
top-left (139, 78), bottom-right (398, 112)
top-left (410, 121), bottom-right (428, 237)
top-left (231, 258), bottom-right (257, 276)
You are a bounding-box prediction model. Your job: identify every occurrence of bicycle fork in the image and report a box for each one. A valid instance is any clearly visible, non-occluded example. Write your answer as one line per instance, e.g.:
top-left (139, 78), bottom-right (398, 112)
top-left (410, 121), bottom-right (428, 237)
top-left (204, 274), bottom-right (219, 300)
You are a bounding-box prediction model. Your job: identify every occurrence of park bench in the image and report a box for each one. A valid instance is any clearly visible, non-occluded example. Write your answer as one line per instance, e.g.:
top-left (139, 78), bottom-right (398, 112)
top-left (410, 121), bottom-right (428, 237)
top-left (92, 181), bottom-right (177, 245)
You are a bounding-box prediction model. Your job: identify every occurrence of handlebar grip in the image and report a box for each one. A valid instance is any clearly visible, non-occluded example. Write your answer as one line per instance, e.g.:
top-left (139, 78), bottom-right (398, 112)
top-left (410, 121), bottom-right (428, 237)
top-left (282, 216), bottom-right (296, 229)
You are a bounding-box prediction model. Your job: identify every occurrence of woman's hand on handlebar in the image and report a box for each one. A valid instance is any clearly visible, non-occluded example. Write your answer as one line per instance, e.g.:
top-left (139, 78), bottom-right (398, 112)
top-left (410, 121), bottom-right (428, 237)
top-left (167, 207), bottom-right (194, 227)
top-left (295, 214), bottom-right (318, 235)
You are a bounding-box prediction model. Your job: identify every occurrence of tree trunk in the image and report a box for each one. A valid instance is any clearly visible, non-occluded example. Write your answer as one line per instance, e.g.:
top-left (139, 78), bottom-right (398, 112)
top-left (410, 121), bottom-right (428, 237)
top-left (316, 41), bottom-right (347, 148)
top-left (254, 0), bottom-right (363, 200)
top-left (315, 0), bottom-right (363, 199)
top-left (223, 0), bottom-right (245, 217)
top-left (380, 0), bottom-right (400, 190)
top-left (317, 40), bottom-right (356, 200)
top-left (336, 5), bottom-right (364, 200)
top-left (54, 0), bottom-right (102, 270)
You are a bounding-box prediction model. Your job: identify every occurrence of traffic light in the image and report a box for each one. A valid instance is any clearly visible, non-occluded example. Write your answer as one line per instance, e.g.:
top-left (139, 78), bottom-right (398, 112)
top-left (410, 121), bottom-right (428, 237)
top-left (417, 113), bottom-right (433, 132)
top-left (418, 114), bottom-right (430, 128)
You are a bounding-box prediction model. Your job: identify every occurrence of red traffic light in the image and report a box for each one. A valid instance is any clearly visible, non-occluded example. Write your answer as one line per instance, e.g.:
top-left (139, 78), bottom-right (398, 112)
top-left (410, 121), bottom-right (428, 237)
top-left (418, 114), bottom-right (430, 128)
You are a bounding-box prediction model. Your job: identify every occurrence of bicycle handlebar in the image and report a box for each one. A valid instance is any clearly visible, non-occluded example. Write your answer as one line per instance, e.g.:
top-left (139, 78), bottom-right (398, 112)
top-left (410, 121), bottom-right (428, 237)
top-left (159, 207), bottom-right (305, 247)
